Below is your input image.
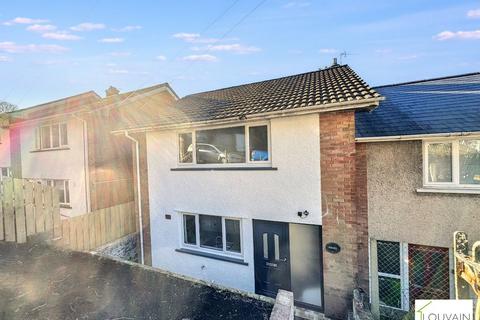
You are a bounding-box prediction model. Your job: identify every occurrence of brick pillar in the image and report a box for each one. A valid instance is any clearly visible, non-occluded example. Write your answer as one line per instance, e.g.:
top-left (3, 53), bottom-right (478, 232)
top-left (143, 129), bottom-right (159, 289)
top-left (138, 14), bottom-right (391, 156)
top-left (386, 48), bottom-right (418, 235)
top-left (320, 111), bottom-right (368, 318)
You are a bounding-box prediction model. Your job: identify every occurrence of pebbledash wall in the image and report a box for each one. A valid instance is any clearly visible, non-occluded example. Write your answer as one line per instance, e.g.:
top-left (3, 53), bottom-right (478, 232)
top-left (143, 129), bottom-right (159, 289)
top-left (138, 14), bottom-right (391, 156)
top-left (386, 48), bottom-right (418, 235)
top-left (14, 116), bottom-right (89, 217)
top-left (367, 140), bottom-right (480, 247)
top-left (147, 113), bottom-right (322, 292)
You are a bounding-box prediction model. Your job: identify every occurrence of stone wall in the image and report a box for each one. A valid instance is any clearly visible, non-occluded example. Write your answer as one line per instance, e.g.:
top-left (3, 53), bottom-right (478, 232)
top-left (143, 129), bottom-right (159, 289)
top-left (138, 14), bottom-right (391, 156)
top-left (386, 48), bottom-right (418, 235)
top-left (96, 233), bottom-right (139, 262)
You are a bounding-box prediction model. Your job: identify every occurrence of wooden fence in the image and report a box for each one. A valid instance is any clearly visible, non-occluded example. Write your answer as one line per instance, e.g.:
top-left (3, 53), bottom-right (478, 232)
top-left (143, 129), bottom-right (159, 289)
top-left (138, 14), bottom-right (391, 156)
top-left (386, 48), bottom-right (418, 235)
top-left (0, 177), bottom-right (61, 243)
top-left (0, 177), bottom-right (137, 251)
top-left (56, 201), bottom-right (136, 251)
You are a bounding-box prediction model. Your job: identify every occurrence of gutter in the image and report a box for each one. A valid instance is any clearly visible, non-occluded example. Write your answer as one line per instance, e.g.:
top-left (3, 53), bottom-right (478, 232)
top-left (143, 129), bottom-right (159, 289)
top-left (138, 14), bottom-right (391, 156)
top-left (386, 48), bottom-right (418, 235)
top-left (111, 96), bottom-right (384, 135)
top-left (73, 114), bottom-right (91, 213)
top-left (355, 131), bottom-right (480, 143)
top-left (123, 131), bottom-right (145, 265)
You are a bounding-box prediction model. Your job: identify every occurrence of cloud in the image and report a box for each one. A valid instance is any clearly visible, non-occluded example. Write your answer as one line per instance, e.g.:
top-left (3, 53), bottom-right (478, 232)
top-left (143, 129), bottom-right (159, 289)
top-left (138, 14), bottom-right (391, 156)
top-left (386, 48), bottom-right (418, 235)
top-left (0, 55), bottom-right (11, 62)
top-left (467, 9), bottom-right (480, 18)
top-left (434, 30), bottom-right (480, 40)
top-left (108, 69), bottom-right (129, 74)
top-left (173, 32), bottom-right (218, 44)
top-left (375, 48), bottom-right (392, 54)
top-left (283, 1), bottom-right (310, 9)
top-left (70, 22), bottom-right (105, 31)
top-left (26, 24), bottom-right (57, 32)
top-left (42, 32), bottom-right (82, 41)
top-left (113, 25), bottom-right (142, 32)
top-left (0, 41), bottom-right (68, 53)
top-left (99, 37), bottom-right (124, 43)
top-left (398, 54), bottom-right (419, 60)
top-left (109, 51), bottom-right (131, 56)
top-left (181, 54), bottom-right (218, 62)
top-left (202, 44), bottom-right (261, 54)
top-left (156, 55), bottom-right (167, 61)
top-left (3, 17), bottom-right (48, 26)
top-left (319, 48), bottom-right (338, 54)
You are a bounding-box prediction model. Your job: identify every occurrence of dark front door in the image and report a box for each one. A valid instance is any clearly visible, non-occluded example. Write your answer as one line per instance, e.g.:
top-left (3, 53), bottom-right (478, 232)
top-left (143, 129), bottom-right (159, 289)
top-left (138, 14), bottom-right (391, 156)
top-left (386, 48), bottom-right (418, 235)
top-left (253, 220), bottom-right (291, 297)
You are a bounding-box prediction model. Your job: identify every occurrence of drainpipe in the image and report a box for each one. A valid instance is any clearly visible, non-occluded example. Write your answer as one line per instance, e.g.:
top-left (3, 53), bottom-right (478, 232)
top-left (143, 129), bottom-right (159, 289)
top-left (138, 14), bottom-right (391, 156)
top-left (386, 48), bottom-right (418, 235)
top-left (123, 131), bottom-right (145, 265)
top-left (73, 114), bottom-right (91, 213)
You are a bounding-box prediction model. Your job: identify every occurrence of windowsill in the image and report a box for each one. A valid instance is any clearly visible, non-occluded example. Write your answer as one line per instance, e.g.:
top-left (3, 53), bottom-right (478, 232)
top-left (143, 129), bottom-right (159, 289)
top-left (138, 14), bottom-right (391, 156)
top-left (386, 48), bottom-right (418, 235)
top-left (175, 248), bottom-right (248, 266)
top-left (417, 187), bottom-right (480, 195)
top-left (171, 166), bottom-right (277, 171)
top-left (31, 147), bottom-right (70, 153)
top-left (60, 204), bottom-right (72, 209)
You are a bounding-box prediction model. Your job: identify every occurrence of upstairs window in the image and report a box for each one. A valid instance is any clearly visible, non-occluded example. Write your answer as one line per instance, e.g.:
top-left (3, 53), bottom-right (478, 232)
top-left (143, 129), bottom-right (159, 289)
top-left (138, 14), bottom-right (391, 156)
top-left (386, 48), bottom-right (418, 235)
top-left (423, 139), bottom-right (480, 188)
top-left (35, 123), bottom-right (68, 150)
top-left (178, 124), bottom-right (270, 165)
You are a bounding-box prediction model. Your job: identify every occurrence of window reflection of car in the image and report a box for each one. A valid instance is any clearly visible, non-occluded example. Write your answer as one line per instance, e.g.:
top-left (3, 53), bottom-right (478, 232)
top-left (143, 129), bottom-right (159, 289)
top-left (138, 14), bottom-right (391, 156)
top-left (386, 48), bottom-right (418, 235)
top-left (195, 143), bottom-right (245, 164)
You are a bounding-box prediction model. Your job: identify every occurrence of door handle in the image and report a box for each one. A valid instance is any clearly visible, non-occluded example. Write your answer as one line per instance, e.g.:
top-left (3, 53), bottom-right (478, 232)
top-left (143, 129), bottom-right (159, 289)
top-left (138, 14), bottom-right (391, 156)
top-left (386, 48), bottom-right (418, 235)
top-left (280, 257), bottom-right (287, 262)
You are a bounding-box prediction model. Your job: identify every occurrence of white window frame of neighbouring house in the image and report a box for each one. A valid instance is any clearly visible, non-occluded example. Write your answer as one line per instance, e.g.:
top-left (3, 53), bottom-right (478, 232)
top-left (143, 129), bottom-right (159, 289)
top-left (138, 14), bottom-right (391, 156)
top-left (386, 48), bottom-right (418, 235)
top-left (422, 137), bottom-right (480, 191)
top-left (34, 122), bottom-right (68, 151)
top-left (373, 240), bottom-right (453, 312)
top-left (179, 212), bottom-right (244, 257)
top-left (28, 178), bottom-right (71, 206)
top-left (176, 122), bottom-right (271, 167)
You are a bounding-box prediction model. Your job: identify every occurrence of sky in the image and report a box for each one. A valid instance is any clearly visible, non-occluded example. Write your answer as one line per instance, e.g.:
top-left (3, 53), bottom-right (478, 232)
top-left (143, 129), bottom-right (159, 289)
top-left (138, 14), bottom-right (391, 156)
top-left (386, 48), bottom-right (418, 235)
top-left (1, 0), bottom-right (479, 108)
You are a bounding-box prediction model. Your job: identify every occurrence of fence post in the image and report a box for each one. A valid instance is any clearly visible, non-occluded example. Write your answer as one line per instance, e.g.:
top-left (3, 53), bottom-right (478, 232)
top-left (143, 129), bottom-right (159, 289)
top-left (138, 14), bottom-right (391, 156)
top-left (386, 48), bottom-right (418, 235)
top-left (13, 178), bottom-right (27, 243)
top-left (24, 181), bottom-right (35, 237)
top-left (3, 177), bottom-right (15, 242)
top-left (52, 189), bottom-right (61, 239)
top-left (34, 183), bottom-right (45, 233)
top-left (369, 239), bottom-right (380, 320)
top-left (43, 185), bottom-right (53, 235)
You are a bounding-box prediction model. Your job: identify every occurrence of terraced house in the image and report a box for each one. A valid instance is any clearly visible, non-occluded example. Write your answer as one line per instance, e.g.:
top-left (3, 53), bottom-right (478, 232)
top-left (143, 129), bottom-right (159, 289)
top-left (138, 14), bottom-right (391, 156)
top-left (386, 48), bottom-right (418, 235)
top-left (356, 72), bottom-right (480, 319)
top-left (3, 83), bottom-right (177, 217)
top-left (114, 64), bottom-right (382, 319)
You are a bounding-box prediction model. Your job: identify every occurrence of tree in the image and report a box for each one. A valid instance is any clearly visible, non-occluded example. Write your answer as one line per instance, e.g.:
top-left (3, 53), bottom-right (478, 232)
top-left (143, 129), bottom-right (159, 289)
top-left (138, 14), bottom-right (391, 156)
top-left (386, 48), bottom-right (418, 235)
top-left (0, 101), bottom-right (18, 113)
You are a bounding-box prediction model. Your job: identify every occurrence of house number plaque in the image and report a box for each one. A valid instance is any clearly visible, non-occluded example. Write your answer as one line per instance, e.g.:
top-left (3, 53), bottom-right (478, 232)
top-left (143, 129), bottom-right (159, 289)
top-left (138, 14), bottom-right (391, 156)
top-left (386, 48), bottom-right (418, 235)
top-left (325, 242), bottom-right (341, 254)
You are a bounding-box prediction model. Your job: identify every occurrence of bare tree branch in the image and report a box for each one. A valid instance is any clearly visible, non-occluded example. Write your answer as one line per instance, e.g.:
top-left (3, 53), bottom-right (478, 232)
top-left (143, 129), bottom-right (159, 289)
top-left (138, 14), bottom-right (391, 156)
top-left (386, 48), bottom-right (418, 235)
top-left (0, 101), bottom-right (18, 113)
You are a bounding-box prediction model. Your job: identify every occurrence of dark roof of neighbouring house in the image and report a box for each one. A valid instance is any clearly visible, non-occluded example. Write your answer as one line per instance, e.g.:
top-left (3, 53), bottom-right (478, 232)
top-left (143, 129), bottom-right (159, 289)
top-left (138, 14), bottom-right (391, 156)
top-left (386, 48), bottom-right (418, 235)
top-left (355, 72), bottom-right (480, 138)
top-left (114, 64), bottom-right (381, 131)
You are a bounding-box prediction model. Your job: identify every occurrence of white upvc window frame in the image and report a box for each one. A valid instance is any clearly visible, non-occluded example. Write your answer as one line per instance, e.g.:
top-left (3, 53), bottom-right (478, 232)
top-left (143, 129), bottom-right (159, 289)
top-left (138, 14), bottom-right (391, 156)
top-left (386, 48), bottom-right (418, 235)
top-left (423, 137), bottom-right (480, 190)
top-left (176, 121), bottom-right (271, 167)
top-left (35, 122), bottom-right (68, 151)
top-left (179, 212), bottom-right (244, 258)
top-left (44, 179), bottom-right (71, 205)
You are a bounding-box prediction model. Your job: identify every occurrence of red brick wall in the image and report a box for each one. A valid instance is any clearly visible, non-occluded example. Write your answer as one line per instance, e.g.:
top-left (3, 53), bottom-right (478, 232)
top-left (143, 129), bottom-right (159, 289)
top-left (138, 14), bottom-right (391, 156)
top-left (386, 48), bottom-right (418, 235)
top-left (320, 111), bottom-right (369, 318)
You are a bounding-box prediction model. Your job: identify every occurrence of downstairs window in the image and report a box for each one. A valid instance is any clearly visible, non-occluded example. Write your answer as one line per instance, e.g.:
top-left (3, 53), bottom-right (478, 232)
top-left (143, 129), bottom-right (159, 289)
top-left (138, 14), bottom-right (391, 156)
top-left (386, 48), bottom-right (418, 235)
top-left (182, 213), bottom-right (242, 255)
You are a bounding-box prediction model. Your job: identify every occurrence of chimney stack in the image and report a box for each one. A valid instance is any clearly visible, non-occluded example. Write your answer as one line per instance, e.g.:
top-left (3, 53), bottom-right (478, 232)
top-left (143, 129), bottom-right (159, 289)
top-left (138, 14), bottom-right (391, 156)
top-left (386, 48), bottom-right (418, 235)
top-left (332, 57), bottom-right (338, 66)
top-left (106, 86), bottom-right (120, 97)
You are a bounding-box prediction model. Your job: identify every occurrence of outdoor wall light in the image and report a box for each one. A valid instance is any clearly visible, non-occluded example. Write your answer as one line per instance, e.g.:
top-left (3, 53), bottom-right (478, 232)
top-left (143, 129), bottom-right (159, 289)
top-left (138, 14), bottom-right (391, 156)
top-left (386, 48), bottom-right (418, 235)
top-left (297, 210), bottom-right (309, 218)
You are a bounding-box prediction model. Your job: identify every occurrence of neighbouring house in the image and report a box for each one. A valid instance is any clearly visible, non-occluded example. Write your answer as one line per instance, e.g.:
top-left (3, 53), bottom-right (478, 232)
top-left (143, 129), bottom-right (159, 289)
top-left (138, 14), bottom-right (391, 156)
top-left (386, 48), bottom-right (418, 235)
top-left (5, 83), bottom-right (177, 218)
top-left (355, 72), bottom-right (480, 318)
top-left (113, 64), bottom-right (383, 318)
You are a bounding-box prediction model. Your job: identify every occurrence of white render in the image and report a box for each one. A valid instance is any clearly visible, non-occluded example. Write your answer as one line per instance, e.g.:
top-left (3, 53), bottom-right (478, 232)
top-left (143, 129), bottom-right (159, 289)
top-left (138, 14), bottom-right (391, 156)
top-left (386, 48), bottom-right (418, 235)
top-left (15, 116), bottom-right (89, 217)
top-left (0, 128), bottom-right (11, 169)
top-left (147, 113), bottom-right (322, 292)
